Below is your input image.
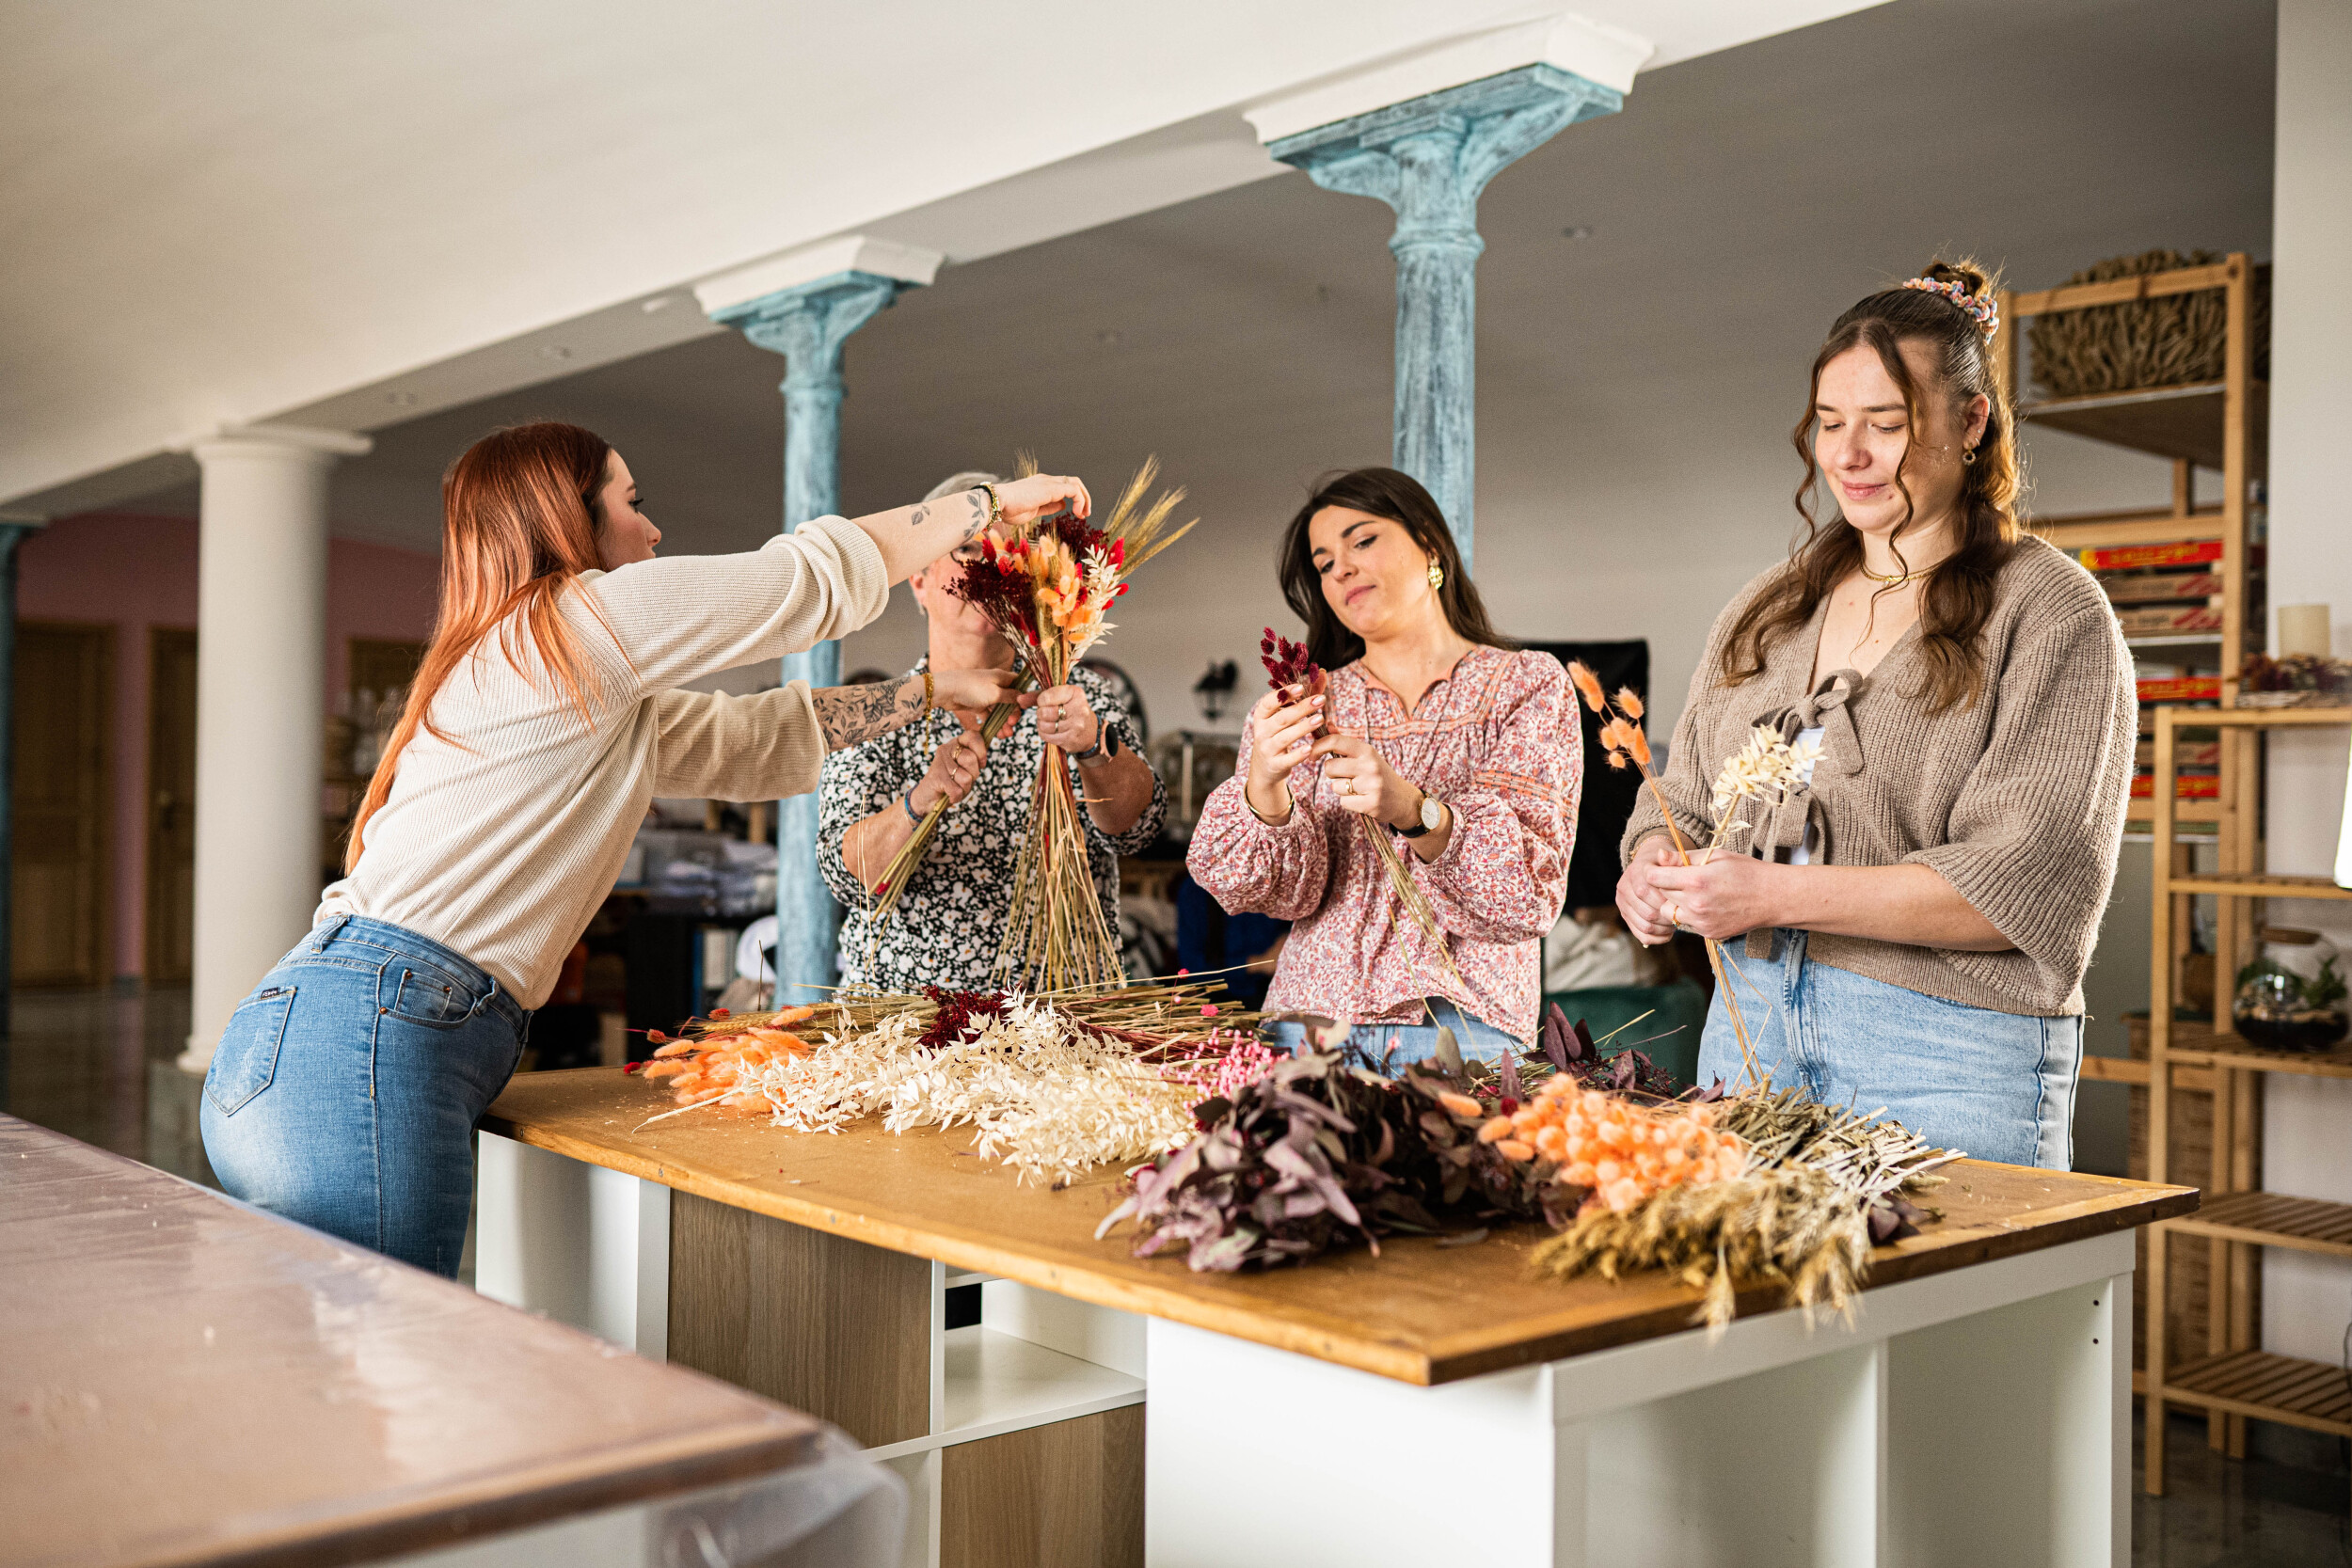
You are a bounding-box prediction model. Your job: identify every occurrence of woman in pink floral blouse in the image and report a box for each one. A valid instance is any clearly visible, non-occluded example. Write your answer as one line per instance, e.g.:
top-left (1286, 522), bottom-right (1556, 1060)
top-left (1187, 468), bottom-right (1580, 1060)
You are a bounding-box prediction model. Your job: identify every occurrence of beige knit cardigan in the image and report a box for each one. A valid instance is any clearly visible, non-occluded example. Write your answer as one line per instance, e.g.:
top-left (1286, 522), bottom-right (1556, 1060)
top-left (1622, 536), bottom-right (2136, 1017)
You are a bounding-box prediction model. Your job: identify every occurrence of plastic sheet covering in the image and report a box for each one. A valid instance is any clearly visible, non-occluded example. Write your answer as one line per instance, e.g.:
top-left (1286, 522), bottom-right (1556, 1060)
top-left (393, 1430), bottom-right (907, 1567)
top-left (0, 1114), bottom-right (872, 1568)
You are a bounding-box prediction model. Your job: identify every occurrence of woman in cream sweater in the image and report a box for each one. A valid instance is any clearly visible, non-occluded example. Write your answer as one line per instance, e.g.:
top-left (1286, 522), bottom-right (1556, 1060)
top-left (202, 421), bottom-right (1084, 1275)
top-left (1617, 262), bottom-right (2134, 1168)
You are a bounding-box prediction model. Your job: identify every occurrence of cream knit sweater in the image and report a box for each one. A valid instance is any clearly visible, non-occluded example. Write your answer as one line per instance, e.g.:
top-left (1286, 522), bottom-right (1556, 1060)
top-left (318, 515), bottom-right (888, 1008)
top-left (1623, 536), bottom-right (2136, 1016)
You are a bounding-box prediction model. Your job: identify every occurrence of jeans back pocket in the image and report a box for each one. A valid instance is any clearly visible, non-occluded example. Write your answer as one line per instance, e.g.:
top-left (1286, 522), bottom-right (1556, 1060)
top-left (204, 985), bottom-right (297, 1116)
top-left (389, 962), bottom-right (479, 1028)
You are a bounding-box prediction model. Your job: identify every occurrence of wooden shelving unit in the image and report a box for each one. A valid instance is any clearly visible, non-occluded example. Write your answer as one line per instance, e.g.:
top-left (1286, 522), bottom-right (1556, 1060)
top-left (1994, 257), bottom-right (2267, 1476)
top-left (2144, 704), bottom-right (2352, 1499)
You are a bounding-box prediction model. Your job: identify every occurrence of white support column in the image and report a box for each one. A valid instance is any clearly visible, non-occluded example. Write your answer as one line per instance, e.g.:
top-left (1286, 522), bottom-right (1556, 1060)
top-left (177, 425), bottom-right (370, 1075)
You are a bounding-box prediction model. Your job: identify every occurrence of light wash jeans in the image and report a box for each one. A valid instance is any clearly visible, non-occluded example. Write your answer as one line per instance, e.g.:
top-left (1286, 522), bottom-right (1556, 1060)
top-left (200, 913), bottom-right (530, 1276)
top-left (1263, 995), bottom-right (1521, 1069)
top-left (1695, 928), bottom-right (2081, 1169)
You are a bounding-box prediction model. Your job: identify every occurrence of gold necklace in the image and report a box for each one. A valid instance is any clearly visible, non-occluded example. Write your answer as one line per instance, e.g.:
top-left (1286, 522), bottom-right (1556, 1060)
top-left (1860, 562), bottom-right (1925, 586)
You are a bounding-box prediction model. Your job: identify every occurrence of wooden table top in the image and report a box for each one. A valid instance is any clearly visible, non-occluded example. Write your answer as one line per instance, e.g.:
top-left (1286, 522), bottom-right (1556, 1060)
top-left (0, 1115), bottom-right (822, 1568)
top-left (487, 1068), bottom-right (2199, 1387)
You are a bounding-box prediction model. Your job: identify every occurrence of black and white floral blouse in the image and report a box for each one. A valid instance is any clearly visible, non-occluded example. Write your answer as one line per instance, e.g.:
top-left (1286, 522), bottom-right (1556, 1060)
top-left (818, 660), bottom-right (1166, 990)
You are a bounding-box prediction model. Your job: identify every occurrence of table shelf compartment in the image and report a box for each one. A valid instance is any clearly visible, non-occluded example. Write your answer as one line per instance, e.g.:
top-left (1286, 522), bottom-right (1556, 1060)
top-left (935, 1325), bottom-right (1145, 1445)
top-left (2165, 1192), bottom-right (2352, 1259)
top-left (2159, 1350), bottom-right (2352, 1439)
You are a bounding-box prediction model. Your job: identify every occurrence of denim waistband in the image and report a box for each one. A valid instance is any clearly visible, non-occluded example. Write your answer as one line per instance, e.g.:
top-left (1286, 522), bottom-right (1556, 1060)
top-left (301, 913), bottom-right (530, 1034)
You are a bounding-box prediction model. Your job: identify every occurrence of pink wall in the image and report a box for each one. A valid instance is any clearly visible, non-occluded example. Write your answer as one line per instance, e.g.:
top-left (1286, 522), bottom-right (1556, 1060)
top-left (19, 512), bottom-right (438, 981)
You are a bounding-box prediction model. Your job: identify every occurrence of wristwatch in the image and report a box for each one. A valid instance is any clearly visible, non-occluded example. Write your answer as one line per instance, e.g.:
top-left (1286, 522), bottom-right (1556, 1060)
top-left (1399, 790), bottom-right (1445, 838)
top-left (1074, 721), bottom-right (1120, 767)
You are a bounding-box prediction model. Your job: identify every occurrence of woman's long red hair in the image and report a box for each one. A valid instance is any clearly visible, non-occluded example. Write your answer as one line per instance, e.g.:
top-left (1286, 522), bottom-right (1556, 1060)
top-left (346, 421), bottom-right (625, 870)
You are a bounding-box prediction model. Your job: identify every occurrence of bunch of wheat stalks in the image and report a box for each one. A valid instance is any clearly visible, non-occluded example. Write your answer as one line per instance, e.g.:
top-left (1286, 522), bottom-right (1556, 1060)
top-left (1531, 1085), bottom-right (1962, 1330)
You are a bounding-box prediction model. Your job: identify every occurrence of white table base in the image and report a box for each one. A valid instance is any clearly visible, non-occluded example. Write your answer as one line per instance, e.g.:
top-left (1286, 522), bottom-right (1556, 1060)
top-left (1144, 1232), bottom-right (2132, 1568)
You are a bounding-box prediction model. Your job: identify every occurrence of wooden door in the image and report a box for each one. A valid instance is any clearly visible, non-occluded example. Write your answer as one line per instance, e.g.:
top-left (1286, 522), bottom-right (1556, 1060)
top-left (13, 623), bottom-right (112, 988)
top-left (145, 628), bottom-right (198, 985)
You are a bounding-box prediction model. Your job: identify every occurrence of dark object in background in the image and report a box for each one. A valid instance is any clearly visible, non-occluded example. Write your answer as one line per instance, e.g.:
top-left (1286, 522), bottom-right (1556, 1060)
top-left (1525, 640), bottom-right (1648, 911)
top-left (1174, 869), bottom-right (1287, 1007)
top-left (1079, 657), bottom-right (1149, 746)
top-left (1192, 657), bottom-right (1239, 723)
top-left (531, 1005), bottom-right (604, 1071)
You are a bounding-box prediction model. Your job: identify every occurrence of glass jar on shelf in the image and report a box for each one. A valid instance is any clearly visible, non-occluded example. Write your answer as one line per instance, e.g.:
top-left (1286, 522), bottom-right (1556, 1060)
top-left (2231, 927), bottom-right (2349, 1052)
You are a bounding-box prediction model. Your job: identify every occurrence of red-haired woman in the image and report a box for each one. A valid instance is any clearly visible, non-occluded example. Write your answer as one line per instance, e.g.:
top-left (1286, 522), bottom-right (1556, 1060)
top-left (200, 422), bottom-right (1082, 1275)
top-left (1616, 262), bottom-right (2135, 1168)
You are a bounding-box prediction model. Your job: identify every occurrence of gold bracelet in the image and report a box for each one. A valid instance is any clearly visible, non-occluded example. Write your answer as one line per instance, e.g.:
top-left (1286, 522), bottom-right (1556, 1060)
top-left (974, 483), bottom-right (1002, 531)
top-left (1243, 788), bottom-right (1292, 827)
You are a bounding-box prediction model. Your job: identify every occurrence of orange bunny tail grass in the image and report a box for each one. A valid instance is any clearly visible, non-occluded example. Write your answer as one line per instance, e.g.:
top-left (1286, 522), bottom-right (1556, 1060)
top-left (1614, 687), bottom-right (1645, 721)
top-left (1565, 659), bottom-right (1607, 714)
top-left (1531, 1085), bottom-right (1959, 1333)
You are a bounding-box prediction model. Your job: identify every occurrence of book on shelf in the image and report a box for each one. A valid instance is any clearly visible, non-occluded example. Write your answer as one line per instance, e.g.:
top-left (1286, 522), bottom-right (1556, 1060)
top-left (2137, 739), bottom-right (2220, 770)
top-left (2115, 602), bottom-right (2224, 637)
top-left (2131, 772), bottom-right (2221, 800)
top-left (2081, 539), bottom-right (2224, 572)
top-left (2137, 675), bottom-right (2222, 704)
top-left (2103, 570), bottom-right (2223, 605)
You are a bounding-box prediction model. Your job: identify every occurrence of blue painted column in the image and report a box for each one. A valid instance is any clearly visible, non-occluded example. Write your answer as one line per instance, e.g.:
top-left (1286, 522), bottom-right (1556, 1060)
top-left (1270, 65), bottom-right (1620, 570)
top-left (0, 521), bottom-right (35, 1056)
top-left (711, 271), bottom-right (909, 1005)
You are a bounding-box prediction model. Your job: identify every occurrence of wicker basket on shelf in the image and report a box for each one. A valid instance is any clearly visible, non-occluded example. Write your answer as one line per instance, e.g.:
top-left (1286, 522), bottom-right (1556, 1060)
top-left (2027, 249), bottom-right (2271, 400)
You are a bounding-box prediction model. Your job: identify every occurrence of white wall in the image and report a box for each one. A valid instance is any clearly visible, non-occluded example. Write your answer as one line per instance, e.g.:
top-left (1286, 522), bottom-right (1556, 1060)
top-left (2258, 0), bottom-right (2352, 1370)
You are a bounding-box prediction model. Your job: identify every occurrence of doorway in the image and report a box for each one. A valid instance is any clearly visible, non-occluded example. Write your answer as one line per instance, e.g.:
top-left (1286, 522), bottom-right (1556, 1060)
top-left (13, 622), bottom-right (113, 989)
top-left (144, 627), bottom-right (198, 985)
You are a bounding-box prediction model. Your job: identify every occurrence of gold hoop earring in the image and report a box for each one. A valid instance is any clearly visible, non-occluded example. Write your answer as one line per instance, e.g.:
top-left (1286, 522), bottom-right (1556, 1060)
top-left (1427, 560), bottom-right (1445, 591)
top-left (1961, 446), bottom-right (1978, 466)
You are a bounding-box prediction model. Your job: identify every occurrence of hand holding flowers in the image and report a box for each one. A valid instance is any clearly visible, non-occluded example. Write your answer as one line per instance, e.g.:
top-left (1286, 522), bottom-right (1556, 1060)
top-left (1242, 685), bottom-right (1326, 819)
top-left (1312, 732), bottom-right (1424, 832)
top-left (1033, 683), bottom-right (1101, 753)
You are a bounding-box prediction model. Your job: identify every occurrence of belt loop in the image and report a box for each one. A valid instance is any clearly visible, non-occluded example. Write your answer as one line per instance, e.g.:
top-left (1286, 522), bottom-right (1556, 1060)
top-left (308, 913), bottom-right (350, 954)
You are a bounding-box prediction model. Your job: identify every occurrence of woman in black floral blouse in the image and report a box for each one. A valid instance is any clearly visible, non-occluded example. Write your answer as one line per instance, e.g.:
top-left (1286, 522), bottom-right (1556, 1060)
top-left (818, 473), bottom-right (1167, 990)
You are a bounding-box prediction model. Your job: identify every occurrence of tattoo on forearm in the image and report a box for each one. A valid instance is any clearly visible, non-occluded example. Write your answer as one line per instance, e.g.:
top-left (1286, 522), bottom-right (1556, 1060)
top-left (812, 675), bottom-right (919, 751)
top-left (909, 504), bottom-right (928, 529)
top-left (959, 489), bottom-right (987, 542)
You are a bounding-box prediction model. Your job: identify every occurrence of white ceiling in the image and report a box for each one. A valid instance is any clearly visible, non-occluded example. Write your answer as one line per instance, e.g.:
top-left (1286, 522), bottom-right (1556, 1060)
top-left (83, 0), bottom-right (2268, 738)
top-left (0, 0), bottom-right (1892, 515)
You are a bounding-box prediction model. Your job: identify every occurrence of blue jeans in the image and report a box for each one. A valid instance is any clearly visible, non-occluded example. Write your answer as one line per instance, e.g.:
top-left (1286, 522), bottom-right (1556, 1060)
top-left (200, 914), bottom-right (529, 1276)
top-left (1263, 996), bottom-right (1521, 1069)
top-left (1696, 928), bottom-right (2081, 1169)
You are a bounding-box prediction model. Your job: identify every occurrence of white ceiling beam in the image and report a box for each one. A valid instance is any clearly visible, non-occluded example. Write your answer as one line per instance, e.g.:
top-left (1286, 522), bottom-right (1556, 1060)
top-left (693, 237), bottom-right (946, 317)
top-left (1243, 10), bottom-right (1655, 146)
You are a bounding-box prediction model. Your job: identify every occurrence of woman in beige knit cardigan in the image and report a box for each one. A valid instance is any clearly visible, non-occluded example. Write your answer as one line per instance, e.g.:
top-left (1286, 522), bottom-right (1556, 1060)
top-left (1617, 261), bottom-right (2134, 1169)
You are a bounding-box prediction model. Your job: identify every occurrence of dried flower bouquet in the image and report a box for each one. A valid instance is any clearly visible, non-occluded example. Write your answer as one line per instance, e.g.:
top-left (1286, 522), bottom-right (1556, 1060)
top-left (870, 458), bottom-right (1195, 992)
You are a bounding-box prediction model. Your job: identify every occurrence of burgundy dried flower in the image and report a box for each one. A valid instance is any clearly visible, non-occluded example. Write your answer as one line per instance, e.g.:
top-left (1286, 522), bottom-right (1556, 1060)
top-left (1260, 627), bottom-right (1320, 693)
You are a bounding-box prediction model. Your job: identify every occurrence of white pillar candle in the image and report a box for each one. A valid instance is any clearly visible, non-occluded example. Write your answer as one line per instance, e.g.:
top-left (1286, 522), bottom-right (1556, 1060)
top-left (2278, 603), bottom-right (2332, 658)
top-left (178, 426), bottom-right (370, 1075)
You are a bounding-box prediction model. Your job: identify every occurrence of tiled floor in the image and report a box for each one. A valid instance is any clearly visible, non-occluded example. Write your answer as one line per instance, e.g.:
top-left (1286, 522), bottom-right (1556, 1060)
top-left (4, 986), bottom-right (2345, 1561)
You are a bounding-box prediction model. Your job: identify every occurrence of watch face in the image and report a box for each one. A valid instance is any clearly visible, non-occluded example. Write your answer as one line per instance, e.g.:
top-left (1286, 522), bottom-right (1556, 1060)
top-left (1421, 795), bottom-right (1443, 832)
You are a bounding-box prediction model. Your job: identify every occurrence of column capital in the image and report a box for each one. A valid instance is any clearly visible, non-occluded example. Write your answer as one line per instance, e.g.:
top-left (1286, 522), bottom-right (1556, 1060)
top-left (708, 271), bottom-right (910, 381)
top-left (187, 423), bottom-right (373, 464)
top-left (1267, 64), bottom-right (1620, 223)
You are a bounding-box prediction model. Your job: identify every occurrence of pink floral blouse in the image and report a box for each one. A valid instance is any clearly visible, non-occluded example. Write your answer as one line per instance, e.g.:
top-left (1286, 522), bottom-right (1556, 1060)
top-left (1187, 644), bottom-right (1580, 1042)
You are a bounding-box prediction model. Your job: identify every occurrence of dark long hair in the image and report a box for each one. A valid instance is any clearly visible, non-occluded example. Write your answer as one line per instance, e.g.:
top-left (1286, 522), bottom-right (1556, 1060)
top-left (1722, 258), bottom-right (2022, 712)
top-left (1277, 467), bottom-right (1515, 671)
